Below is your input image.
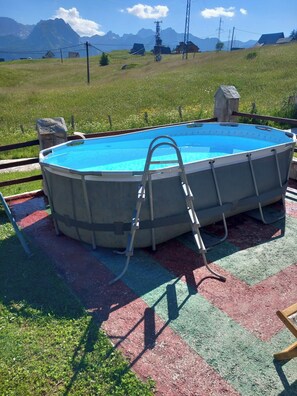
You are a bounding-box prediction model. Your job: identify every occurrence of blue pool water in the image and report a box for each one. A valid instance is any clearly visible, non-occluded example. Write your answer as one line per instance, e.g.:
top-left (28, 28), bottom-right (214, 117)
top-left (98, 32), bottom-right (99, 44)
top-left (41, 123), bottom-right (293, 172)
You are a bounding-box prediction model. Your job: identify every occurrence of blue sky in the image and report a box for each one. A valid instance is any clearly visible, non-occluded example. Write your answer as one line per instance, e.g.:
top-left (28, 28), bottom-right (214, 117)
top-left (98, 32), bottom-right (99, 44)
top-left (1, 1), bottom-right (296, 42)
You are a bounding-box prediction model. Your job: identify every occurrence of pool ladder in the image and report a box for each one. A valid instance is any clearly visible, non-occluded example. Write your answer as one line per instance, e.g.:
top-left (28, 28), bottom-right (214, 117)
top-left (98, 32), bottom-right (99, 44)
top-left (110, 136), bottom-right (226, 284)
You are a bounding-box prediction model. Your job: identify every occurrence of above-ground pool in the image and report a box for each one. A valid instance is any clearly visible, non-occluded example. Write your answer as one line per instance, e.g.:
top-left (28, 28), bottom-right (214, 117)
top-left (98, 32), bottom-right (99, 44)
top-left (40, 122), bottom-right (295, 248)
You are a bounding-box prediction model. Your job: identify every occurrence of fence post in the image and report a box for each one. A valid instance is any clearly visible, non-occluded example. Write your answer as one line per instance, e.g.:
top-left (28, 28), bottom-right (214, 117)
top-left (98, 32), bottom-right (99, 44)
top-left (108, 115), bottom-right (112, 128)
top-left (214, 85), bottom-right (240, 122)
top-left (71, 115), bottom-right (75, 129)
top-left (178, 106), bottom-right (183, 120)
top-left (144, 112), bottom-right (149, 124)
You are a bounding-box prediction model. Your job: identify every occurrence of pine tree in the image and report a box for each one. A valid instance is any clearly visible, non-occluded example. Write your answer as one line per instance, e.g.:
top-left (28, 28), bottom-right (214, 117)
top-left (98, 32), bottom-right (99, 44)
top-left (99, 52), bottom-right (109, 66)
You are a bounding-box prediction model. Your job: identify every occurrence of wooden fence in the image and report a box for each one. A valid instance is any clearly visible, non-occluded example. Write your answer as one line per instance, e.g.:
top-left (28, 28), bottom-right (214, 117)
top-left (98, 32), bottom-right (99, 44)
top-left (0, 114), bottom-right (296, 190)
top-left (0, 118), bottom-right (217, 189)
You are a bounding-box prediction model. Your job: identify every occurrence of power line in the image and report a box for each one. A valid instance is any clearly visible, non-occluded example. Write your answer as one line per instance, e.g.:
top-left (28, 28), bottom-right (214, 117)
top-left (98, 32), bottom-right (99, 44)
top-left (0, 43), bottom-right (84, 55)
top-left (234, 28), bottom-right (261, 36)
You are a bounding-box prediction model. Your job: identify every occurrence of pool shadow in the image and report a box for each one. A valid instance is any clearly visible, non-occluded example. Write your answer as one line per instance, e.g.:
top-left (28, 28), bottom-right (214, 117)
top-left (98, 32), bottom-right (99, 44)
top-left (0, 209), bottom-right (85, 320)
top-left (9, 194), bottom-right (288, 319)
top-left (6, 193), bottom-right (296, 394)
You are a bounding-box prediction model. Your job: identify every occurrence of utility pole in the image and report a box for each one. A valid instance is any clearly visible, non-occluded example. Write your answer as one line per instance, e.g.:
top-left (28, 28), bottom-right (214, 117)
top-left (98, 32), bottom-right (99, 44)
top-left (227, 29), bottom-right (231, 51)
top-left (230, 27), bottom-right (235, 51)
top-left (86, 41), bottom-right (90, 84)
top-left (217, 17), bottom-right (223, 42)
top-left (182, 0), bottom-right (191, 60)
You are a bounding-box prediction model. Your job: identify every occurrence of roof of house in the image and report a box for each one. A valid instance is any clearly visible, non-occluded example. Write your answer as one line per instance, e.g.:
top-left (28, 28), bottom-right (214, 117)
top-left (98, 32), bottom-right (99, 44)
top-left (276, 37), bottom-right (294, 44)
top-left (257, 32), bottom-right (284, 45)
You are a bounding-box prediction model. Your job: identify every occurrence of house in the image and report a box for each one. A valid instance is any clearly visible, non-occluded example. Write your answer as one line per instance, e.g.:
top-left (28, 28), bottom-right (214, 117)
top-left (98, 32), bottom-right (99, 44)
top-left (68, 51), bottom-right (80, 58)
top-left (256, 32), bottom-right (284, 46)
top-left (130, 43), bottom-right (145, 56)
top-left (174, 41), bottom-right (199, 54)
top-left (42, 50), bottom-right (55, 59)
top-left (153, 45), bottom-right (171, 55)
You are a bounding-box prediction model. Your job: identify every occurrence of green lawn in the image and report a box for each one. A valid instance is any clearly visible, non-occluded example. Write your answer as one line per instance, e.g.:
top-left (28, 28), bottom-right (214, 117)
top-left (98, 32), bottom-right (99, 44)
top-left (1, 43), bottom-right (297, 151)
top-left (0, 169), bottom-right (42, 197)
top-left (0, 207), bottom-right (154, 395)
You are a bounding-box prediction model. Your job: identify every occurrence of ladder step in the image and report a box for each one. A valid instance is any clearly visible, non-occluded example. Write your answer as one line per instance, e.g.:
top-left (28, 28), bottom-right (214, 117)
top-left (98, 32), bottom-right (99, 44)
top-left (193, 233), bottom-right (206, 253)
top-left (138, 185), bottom-right (146, 200)
top-left (187, 207), bottom-right (200, 226)
top-left (150, 160), bottom-right (179, 165)
top-left (181, 181), bottom-right (193, 198)
top-left (131, 209), bottom-right (140, 229)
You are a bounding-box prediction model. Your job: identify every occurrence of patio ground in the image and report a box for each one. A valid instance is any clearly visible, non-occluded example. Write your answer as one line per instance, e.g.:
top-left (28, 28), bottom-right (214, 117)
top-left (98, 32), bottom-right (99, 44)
top-left (7, 180), bottom-right (297, 396)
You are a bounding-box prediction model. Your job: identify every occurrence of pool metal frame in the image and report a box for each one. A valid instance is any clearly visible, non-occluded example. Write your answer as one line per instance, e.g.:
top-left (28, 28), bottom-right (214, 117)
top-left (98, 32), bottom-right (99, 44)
top-left (40, 122), bottom-right (295, 281)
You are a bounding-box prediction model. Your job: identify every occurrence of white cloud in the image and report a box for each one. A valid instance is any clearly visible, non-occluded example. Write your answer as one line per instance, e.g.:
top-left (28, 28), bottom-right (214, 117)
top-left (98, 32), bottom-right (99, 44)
top-left (240, 8), bottom-right (248, 15)
top-left (126, 4), bottom-right (169, 19)
top-left (53, 7), bottom-right (104, 36)
top-left (201, 7), bottom-right (235, 19)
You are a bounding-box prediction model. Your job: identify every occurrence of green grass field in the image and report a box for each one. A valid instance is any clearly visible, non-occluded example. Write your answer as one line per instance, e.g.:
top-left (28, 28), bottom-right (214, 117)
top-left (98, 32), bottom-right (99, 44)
top-left (0, 207), bottom-right (154, 395)
top-left (1, 43), bottom-right (297, 151)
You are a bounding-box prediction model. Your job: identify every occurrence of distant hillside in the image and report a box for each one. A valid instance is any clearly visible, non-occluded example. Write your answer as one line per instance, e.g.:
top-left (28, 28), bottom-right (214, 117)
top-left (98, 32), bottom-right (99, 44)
top-left (1, 41), bottom-right (296, 145)
top-left (0, 16), bottom-right (256, 60)
top-left (84, 27), bottom-right (256, 53)
top-left (0, 17), bottom-right (33, 38)
top-left (27, 19), bottom-right (80, 50)
top-left (0, 18), bottom-right (80, 59)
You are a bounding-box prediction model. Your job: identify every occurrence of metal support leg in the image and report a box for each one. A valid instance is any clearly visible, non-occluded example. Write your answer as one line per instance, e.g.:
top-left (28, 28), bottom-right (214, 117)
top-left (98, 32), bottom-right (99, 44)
top-left (247, 152), bottom-right (286, 225)
top-left (208, 160), bottom-right (228, 248)
top-left (82, 175), bottom-right (96, 250)
top-left (148, 173), bottom-right (156, 251)
top-left (42, 170), bottom-right (60, 235)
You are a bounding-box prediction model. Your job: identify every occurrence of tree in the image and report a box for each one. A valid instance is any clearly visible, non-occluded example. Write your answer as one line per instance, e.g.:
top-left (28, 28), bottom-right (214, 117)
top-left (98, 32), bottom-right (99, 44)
top-left (99, 52), bottom-right (109, 66)
top-left (216, 41), bottom-right (224, 52)
top-left (289, 29), bottom-right (297, 40)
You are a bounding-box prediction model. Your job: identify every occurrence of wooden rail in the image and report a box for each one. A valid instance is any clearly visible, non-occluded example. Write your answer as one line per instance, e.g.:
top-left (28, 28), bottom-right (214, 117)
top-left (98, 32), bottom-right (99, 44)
top-left (0, 139), bottom-right (39, 152)
top-left (0, 157), bottom-right (39, 170)
top-left (0, 174), bottom-right (43, 188)
top-left (232, 111), bottom-right (297, 126)
top-left (1, 115), bottom-right (295, 189)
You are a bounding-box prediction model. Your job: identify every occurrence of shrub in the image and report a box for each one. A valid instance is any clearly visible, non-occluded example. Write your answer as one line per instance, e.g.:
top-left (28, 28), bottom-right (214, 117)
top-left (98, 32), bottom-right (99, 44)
top-left (246, 52), bottom-right (257, 60)
top-left (99, 52), bottom-right (109, 66)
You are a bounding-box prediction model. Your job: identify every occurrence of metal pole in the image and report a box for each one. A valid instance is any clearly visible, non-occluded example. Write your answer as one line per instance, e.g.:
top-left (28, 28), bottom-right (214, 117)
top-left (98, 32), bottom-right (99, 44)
top-left (86, 41), bottom-right (90, 84)
top-left (0, 192), bottom-right (31, 256)
top-left (230, 27), bottom-right (235, 51)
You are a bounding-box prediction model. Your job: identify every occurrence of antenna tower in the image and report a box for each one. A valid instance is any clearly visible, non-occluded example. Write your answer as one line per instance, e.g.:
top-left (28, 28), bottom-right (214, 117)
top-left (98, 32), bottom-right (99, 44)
top-left (154, 20), bottom-right (162, 61)
top-left (182, 0), bottom-right (191, 59)
top-left (217, 17), bottom-right (223, 42)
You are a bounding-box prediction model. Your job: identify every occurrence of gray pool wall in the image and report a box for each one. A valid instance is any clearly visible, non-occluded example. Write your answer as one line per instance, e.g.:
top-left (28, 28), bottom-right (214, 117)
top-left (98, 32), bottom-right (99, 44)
top-left (41, 128), bottom-right (294, 249)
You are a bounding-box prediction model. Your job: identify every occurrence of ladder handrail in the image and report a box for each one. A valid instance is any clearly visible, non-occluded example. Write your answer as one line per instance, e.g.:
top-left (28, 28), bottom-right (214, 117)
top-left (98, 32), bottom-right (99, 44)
top-left (109, 136), bottom-right (226, 284)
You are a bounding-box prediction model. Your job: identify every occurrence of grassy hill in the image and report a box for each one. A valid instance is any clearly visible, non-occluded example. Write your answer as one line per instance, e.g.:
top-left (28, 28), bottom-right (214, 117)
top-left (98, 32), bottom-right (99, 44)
top-left (0, 43), bottom-right (297, 150)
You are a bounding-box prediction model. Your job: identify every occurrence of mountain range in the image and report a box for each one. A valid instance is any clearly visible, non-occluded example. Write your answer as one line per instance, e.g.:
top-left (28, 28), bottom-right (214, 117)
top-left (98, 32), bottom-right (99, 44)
top-left (0, 17), bottom-right (257, 61)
